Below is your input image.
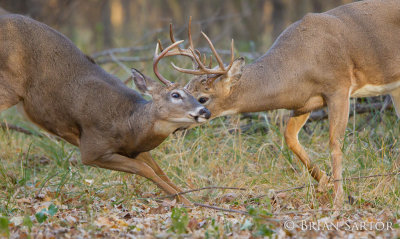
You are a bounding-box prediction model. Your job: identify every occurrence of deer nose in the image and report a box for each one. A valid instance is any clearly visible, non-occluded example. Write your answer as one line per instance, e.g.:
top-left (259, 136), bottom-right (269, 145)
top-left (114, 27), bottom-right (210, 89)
top-left (199, 108), bottom-right (211, 119)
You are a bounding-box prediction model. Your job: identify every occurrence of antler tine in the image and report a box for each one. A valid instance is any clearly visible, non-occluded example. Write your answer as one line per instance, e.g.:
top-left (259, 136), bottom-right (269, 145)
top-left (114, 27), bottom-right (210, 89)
top-left (201, 31), bottom-right (225, 70)
top-left (189, 48), bottom-right (209, 71)
top-left (169, 23), bottom-right (176, 43)
top-left (195, 49), bottom-right (201, 60)
top-left (224, 39), bottom-right (235, 71)
top-left (171, 62), bottom-right (211, 75)
top-left (190, 47), bottom-right (229, 74)
top-left (167, 16), bottom-right (235, 76)
top-left (157, 39), bottom-right (164, 52)
top-left (188, 16), bottom-right (194, 50)
top-left (153, 40), bottom-right (184, 86)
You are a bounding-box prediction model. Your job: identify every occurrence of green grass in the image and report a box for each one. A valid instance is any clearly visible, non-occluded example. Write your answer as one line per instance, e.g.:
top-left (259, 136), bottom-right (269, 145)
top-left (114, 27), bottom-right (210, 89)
top-left (0, 105), bottom-right (399, 238)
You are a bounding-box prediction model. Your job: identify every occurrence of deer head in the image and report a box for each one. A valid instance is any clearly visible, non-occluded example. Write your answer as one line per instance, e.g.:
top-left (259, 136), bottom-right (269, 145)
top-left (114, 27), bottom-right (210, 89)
top-left (183, 57), bottom-right (245, 118)
top-left (164, 17), bottom-right (245, 119)
top-left (132, 39), bottom-right (211, 125)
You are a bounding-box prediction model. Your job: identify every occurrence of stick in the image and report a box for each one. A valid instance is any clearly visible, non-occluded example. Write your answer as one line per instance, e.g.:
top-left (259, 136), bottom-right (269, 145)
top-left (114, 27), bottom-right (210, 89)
top-left (193, 202), bottom-right (249, 215)
top-left (95, 56), bottom-right (152, 64)
top-left (254, 170), bottom-right (400, 200)
top-left (1, 122), bottom-right (37, 136)
top-left (272, 208), bottom-right (353, 216)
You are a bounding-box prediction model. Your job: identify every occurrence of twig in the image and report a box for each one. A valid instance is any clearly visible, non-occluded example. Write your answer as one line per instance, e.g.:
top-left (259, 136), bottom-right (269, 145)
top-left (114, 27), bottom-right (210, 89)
top-left (272, 208), bottom-right (353, 216)
top-left (234, 102), bottom-right (395, 134)
top-left (254, 170), bottom-right (400, 200)
top-left (95, 56), bottom-right (152, 64)
top-left (91, 45), bottom-right (154, 59)
top-left (308, 102), bottom-right (393, 122)
top-left (109, 53), bottom-right (132, 75)
top-left (337, 170), bottom-right (400, 182)
top-left (35, 172), bottom-right (60, 198)
top-left (0, 122), bottom-right (38, 136)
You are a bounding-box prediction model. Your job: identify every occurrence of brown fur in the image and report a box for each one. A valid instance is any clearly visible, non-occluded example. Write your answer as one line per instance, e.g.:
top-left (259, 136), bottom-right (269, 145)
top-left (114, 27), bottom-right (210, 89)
top-left (185, 0), bottom-right (400, 207)
top-left (0, 14), bottom-right (211, 205)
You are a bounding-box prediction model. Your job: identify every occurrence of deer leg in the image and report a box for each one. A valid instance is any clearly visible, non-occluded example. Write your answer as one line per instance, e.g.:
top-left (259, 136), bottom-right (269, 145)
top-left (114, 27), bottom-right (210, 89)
top-left (390, 87), bottom-right (400, 118)
top-left (82, 153), bottom-right (192, 206)
top-left (326, 91), bottom-right (350, 208)
top-left (284, 113), bottom-right (328, 183)
top-left (390, 88), bottom-right (400, 168)
top-left (136, 152), bottom-right (192, 205)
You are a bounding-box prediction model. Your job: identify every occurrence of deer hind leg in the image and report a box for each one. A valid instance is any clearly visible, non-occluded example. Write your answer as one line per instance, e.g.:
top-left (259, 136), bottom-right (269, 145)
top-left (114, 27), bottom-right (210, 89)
top-left (285, 113), bottom-right (330, 189)
top-left (136, 152), bottom-right (192, 205)
top-left (81, 151), bottom-right (193, 206)
top-left (390, 87), bottom-right (400, 168)
top-left (326, 91), bottom-right (350, 208)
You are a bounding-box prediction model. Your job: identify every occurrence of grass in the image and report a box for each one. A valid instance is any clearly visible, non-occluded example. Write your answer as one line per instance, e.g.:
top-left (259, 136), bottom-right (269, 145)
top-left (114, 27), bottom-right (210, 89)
top-left (0, 103), bottom-right (399, 238)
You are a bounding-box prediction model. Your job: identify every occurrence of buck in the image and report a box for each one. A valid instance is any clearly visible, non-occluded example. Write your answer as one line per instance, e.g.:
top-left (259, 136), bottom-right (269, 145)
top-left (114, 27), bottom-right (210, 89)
top-left (169, 0), bottom-right (400, 207)
top-left (0, 14), bottom-right (212, 205)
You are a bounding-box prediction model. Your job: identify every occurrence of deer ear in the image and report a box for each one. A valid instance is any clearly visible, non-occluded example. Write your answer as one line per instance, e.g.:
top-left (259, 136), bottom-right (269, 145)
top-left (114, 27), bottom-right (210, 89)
top-left (227, 57), bottom-right (245, 81)
top-left (131, 68), bottom-right (160, 95)
top-left (220, 57), bottom-right (245, 96)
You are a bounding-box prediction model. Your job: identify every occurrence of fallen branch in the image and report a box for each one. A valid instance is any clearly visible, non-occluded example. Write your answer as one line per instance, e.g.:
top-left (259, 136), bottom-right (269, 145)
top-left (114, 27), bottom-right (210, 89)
top-left (308, 102), bottom-right (393, 122)
top-left (91, 45), bottom-right (154, 59)
top-left (272, 208), bottom-right (353, 216)
top-left (1, 122), bottom-right (37, 136)
top-left (232, 101), bottom-right (394, 134)
top-left (95, 56), bottom-right (152, 64)
top-left (254, 170), bottom-right (400, 200)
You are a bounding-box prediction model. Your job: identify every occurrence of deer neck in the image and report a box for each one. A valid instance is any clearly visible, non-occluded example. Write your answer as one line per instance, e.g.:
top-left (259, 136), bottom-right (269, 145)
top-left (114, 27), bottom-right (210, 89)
top-left (129, 102), bottom-right (182, 148)
top-left (230, 50), bottom-right (304, 113)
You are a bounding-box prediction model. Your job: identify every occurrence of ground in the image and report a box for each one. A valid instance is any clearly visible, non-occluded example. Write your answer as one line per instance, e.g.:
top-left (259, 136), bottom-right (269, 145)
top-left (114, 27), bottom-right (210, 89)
top-left (0, 105), bottom-right (399, 238)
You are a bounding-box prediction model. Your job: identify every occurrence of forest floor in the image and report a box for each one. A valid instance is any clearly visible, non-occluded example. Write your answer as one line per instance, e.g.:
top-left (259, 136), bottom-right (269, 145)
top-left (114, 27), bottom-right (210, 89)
top-left (0, 106), bottom-right (399, 238)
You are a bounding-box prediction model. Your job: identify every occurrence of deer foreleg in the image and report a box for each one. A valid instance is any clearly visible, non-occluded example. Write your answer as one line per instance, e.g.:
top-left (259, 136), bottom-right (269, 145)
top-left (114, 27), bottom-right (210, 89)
top-left (136, 152), bottom-right (192, 205)
top-left (390, 87), bottom-right (400, 118)
top-left (326, 91), bottom-right (350, 208)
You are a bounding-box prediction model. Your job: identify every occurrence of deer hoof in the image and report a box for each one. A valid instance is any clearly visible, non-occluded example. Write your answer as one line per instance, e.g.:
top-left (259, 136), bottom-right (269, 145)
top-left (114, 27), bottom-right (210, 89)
top-left (317, 173), bottom-right (333, 192)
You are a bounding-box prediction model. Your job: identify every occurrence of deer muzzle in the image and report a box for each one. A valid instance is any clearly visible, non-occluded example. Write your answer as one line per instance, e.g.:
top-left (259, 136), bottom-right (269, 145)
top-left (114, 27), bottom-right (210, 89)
top-left (189, 107), bottom-right (211, 123)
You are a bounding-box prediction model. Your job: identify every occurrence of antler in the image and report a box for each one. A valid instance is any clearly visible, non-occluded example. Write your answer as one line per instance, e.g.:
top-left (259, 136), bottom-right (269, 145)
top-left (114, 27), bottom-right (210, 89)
top-left (170, 17), bottom-right (235, 76)
top-left (153, 17), bottom-right (202, 85)
top-left (153, 17), bottom-right (235, 85)
top-left (153, 40), bottom-right (184, 86)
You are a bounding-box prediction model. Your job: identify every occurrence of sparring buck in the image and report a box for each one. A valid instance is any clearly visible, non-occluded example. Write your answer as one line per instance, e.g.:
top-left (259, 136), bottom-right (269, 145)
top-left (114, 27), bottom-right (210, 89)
top-left (170, 0), bottom-right (400, 207)
top-left (0, 13), bottom-right (211, 205)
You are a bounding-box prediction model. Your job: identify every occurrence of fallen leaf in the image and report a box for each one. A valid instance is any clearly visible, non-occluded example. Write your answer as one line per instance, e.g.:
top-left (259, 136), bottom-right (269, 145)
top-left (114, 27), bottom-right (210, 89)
top-left (188, 217), bottom-right (199, 231)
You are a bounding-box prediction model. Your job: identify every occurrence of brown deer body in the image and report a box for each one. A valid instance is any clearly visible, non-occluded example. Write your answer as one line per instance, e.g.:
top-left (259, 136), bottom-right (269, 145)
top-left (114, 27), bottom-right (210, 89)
top-left (180, 0), bottom-right (400, 207)
top-left (0, 14), bottom-right (211, 205)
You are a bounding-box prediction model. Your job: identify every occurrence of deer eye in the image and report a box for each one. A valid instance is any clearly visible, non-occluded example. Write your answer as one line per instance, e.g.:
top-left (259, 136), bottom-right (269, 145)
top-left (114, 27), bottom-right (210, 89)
top-left (171, 92), bottom-right (181, 99)
top-left (198, 97), bottom-right (209, 104)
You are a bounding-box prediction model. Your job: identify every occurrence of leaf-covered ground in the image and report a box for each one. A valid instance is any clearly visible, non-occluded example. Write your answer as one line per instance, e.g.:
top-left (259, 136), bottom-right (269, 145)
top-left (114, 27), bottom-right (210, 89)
top-left (1, 106), bottom-right (399, 238)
